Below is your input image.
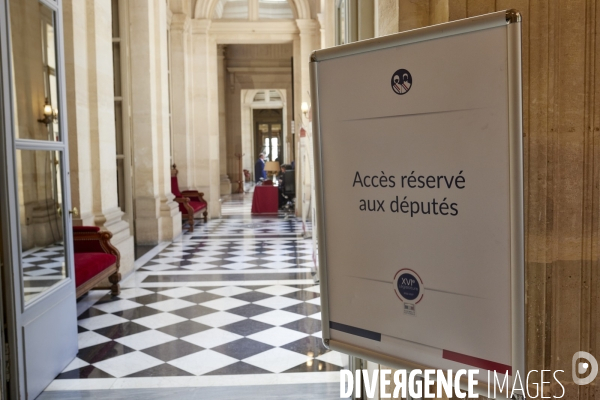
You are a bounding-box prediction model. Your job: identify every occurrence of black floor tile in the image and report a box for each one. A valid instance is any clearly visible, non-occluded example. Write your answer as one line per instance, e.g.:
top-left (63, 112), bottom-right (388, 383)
top-left (113, 306), bottom-right (162, 320)
top-left (77, 307), bottom-right (107, 320)
top-left (170, 304), bottom-right (217, 319)
top-left (55, 365), bottom-right (115, 379)
top-left (204, 361), bottom-right (271, 375)
top-left (127, 293), bottom-right (173, 305)
top-left (282, 291), bottom-right (320, 301)
top-left (281, 302), bottom-right (321, 316)
top-left (76, 341), bottom-right (135, 364)
top-left (281, 336), bottom-right (329, 358)
top-left (219, 319), bottom-right (272, 336)
top-left (231, 291), bottom-right (272, 303)
top-left (141, 340), bottom-right (204, 362)
top-left (93, 322), bottom-right (150, 339)
top-left (227, 304), bottom-right (272, 318)
top-left (157, 320), bottom-right (211, 338)
top-left (281, 318), bottom-right (322, 334)
top-left (126, 363), bottom-right (193, 377)
top-left (179, 292), bottom-right (222, 304)
top-left (282, 360), bottom-right (342, 373)
top-left (211, 338), bottom-right (273, 360)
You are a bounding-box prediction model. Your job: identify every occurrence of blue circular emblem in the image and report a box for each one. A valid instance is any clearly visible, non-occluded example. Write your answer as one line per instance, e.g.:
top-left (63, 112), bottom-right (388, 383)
top-left (397, 273), bottom-right (420, 300)
top-left (391, 69), bottom-right (412, 95)
top-left (393, 268), bottom-right (424, 303)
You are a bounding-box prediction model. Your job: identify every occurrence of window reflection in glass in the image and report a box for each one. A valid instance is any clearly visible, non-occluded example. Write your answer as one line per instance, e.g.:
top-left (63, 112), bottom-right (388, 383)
top-left (10, 0), bottom-right (61, 141)
top-left (16, 149), bottom-right (67, 304)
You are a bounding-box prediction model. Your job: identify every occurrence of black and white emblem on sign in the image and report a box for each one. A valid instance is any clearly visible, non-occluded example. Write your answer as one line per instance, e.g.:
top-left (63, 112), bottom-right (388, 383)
top-left (391, 69), bottom-right (412, 95)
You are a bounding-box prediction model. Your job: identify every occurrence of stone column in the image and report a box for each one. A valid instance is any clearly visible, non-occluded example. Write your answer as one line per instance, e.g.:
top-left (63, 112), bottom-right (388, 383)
top-left (168, 12), bottom-right (195, 190)
top-left (191, 19), bottom-right (221, 218)
top-left (295, 19), bottom-right (320, 217)
top-left (63, 0), bottom-right (134, 275)
top-left (218, 46), bottom-right (232, 196)
top-left (128, 0), bottom-right (181, 244)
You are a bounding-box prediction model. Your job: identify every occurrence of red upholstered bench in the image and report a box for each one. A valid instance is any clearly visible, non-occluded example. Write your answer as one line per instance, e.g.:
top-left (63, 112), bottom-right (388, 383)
top-left (73, 226), bottom-right (121, 298)
top-left (171, 164), bottom-right (208, 232)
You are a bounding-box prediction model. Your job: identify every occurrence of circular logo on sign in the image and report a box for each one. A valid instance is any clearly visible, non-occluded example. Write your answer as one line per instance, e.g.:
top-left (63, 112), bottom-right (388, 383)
top-left (391, 69), bottom-right (412, 95)
top-left (393, 269), bottom-right (424, 303)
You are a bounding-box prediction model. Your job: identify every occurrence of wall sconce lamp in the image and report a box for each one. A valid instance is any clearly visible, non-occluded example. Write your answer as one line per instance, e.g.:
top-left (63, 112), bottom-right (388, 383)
top-left (301, 101), bottom-right (309, 118)
top-left (38, 98), bottom-right (57, 125)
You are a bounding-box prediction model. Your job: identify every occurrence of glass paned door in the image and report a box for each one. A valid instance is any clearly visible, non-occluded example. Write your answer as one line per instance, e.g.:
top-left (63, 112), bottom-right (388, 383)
top-left (16, 149), bottom-right (68, 304)
top-left (0, 0), bottom-right (78, 398)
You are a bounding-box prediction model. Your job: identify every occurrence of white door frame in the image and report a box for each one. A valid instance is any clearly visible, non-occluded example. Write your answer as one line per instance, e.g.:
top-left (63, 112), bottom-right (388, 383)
top-left (0, 0), bottom-right (78, 398)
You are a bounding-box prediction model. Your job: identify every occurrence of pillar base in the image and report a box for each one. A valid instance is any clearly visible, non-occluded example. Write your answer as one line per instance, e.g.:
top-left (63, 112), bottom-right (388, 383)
top-left (220, 175), bottom-right (232, 196)
top-left (134, 196), bottom-right (182, 245)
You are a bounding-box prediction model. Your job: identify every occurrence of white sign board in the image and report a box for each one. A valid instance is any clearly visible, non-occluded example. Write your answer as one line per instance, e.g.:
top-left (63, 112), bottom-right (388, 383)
top-left (310, 10), bottom-right (524, 383)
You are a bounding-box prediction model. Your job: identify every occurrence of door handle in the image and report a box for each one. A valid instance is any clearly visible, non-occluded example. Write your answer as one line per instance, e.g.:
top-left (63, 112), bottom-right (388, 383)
top-left (69, 207), bottom-right (79, 217)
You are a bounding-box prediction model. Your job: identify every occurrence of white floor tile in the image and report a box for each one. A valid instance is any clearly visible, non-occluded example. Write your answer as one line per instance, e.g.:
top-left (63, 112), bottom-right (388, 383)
top-left (255, 285), bottom-right (301, 296)
top-left (305, 297), bottom-right (322, 306)
top-left (206, 286), bottom-right (250, 297)
top-left (115, 330), bottom-right (177, 351)
top-left (168, 349), bottom-right (237, 376)
top-left (262, 256), bottom-right (295, 262)
top-left (247, 327), bottom-right (308, 347)
top-left (199, 297), bottom-right (248, 311)
top-left (260, 262), bottom-right (297, 269)
top-left (158, 287), bottom-right (203, 298)
top-left (182, 264), bottom-right (220, 271)
top-left (191, 311), bottom-right (245, 328)
top-left (219, 263), bottom-right (257, 270)
top-left (149, 257), bottom-right (185, 264)
top-left (181, 328), bottom-right (242, 348)
top-left (228, 250), bottom-right (259, 256)
top-left (62, 357), bottom-right (90, 373)
top-left (77, 314), bottom-right (129, 331)
top-left (93, 352), bottom-right (163, 378)
top-left (253, 296), bottom-right (302, 310)
top-left (117, 288), bottom-right (155, 299)
top-left (243, 348), bottom-right (310, 373)
top-left (225, 255), bottom-right (258, 262)
top-left (133, 312), bottom-right (187, 329)
top-left (78, 331), bottom-right (111, 349)
top-left (189, 256), bottom-right (221, 263)
top-left (308, 312), bottom-right (321, 320)
top-left (316, 351), bottom-right (348, 368)
top-left (304, 286), bottom-right (320, 293)
top-left (147, 298), bottom-right (196, 312)
top-left (92, 299), bottom-right (143, 314)
top-left (250, 309), bottom-right (305, 326)
top-left (141, 264), bottom-right (180, 272)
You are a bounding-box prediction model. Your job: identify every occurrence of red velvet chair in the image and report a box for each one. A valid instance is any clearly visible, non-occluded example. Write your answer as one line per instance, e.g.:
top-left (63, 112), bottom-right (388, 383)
top-left (73, 226), bottom-right (120, 298)
top-left (171, 164), bottom-right (208, 232)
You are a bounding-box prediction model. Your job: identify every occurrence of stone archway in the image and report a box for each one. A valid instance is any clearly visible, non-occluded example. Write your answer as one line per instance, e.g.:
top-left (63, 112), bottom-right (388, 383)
top-left (194, 0), bottom-right (311, 20)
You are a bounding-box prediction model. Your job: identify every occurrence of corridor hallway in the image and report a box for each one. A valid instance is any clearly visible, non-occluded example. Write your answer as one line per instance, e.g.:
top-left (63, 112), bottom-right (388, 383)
top-left (38, 193), bottom-right (345, 399)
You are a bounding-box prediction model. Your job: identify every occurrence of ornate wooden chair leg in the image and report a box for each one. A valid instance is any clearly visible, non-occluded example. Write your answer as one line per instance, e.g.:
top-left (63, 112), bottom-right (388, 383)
top-left (109, 272), bottom-right (121, 296)
top-left (203, 210), bottom-right (208, 223)
top-left (188, 214), bottom-right (194, 232)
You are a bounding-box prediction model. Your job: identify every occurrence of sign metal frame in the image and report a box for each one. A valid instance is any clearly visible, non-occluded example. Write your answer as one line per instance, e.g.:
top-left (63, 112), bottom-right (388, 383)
top-left (310, 9), bottom-right (524, 381)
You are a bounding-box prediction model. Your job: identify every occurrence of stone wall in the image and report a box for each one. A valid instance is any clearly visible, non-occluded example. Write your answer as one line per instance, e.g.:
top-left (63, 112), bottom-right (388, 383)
top-left (373, 1), bottom-right (600, 398)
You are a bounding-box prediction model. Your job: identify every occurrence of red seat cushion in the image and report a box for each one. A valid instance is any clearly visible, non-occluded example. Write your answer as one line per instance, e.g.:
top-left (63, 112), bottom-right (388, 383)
top-left (188, 200), bottom-right (207, 213)
top-left (74, 253), bottom-right (117, 287)
top-left (179, 200), bottom-right (207, 214)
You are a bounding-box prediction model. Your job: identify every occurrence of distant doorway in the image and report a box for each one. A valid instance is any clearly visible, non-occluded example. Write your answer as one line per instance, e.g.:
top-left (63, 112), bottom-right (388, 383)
top-left (254, 109), bottom-right (284, 164)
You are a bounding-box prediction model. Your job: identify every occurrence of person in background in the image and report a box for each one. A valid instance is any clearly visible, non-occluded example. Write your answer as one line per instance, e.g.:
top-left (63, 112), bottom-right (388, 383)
top-left (254, 153), bottom-right (266, 183)
top-left (278, 164), bottom-right (288, 208)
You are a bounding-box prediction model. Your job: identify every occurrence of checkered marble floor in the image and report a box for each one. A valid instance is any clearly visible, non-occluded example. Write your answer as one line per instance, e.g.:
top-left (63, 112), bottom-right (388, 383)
top-left (22, 243), bottom-right (66, 301)
top-left (51, 194), bottom-right (344, 388)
